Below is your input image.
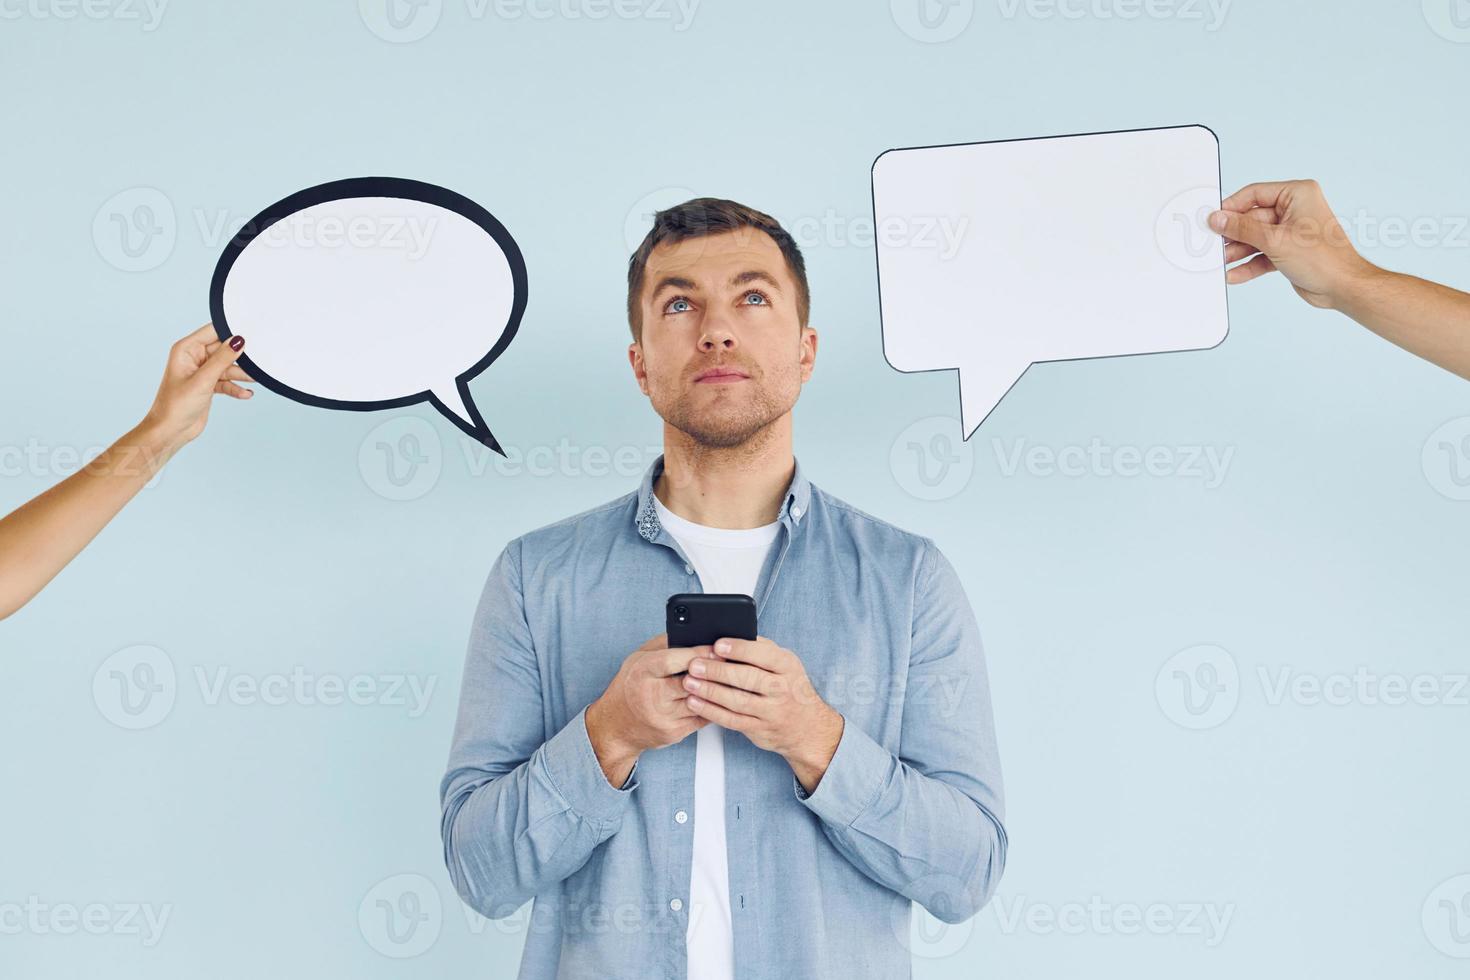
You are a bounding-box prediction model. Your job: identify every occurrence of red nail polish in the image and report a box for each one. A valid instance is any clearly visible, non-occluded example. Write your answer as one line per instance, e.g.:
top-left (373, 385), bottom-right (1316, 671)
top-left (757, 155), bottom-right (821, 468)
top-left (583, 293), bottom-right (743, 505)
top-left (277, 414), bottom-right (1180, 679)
top-left (229, 335), bottom-right (245, 351)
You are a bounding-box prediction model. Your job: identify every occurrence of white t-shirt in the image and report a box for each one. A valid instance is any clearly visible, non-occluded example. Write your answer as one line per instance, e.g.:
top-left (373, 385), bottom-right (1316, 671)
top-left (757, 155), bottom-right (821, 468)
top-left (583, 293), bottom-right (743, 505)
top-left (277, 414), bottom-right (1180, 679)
top-left (652, 495), bottom-right (780, 980)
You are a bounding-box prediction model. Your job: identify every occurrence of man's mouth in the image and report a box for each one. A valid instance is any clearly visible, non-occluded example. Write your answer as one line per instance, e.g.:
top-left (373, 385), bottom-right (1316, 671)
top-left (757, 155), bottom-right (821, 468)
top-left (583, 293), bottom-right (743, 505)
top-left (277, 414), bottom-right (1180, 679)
top-left (693, 367), bottom-right (750, 384)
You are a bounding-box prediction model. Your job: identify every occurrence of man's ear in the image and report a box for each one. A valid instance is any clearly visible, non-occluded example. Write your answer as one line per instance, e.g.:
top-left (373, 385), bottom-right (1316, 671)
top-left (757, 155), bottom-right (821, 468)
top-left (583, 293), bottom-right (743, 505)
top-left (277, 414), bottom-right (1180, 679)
top-left (798, 326), bottom-right (818, 383)
top-left (629, 341), bottom-right (650, 395)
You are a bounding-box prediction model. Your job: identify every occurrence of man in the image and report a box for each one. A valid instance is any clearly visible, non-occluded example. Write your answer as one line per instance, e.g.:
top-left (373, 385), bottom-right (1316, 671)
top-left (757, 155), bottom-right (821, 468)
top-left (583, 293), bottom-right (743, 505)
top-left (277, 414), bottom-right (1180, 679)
top-left (439, 199), bottom-right (1007, 979)
top-left (1212, 180), bottom-right (1470, 380)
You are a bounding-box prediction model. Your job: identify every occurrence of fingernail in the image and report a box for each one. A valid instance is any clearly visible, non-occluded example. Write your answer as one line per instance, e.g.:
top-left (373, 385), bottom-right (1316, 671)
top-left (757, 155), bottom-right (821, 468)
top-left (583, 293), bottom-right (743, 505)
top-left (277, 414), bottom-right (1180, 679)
top-left (686, 695), bottom-right (702, 709)
top-left (714, 640), bottom-right (730, 654)
top-left (690, 659), bottom-right (706, 676)
top-left (1208, 211), bottom-right (1226, 232)
top-left (684, 676), bottom-right (701, 690)
top-left (229, 335), bottom-right (245, 351)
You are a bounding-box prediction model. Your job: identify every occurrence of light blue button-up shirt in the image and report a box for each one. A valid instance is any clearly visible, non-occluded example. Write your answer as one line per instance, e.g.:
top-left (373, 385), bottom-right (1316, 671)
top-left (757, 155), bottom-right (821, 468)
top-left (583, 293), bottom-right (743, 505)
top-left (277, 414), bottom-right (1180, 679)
top-left (440, 454), bottom-right (1007, 979)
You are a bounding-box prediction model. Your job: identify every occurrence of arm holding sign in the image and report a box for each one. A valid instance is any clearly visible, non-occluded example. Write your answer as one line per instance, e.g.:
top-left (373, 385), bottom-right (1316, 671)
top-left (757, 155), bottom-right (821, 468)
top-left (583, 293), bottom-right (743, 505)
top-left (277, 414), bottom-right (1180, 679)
top-left (0, 324), bottom-right (251, 621)
top-left (1212, 180), bottom-right (1470, 381)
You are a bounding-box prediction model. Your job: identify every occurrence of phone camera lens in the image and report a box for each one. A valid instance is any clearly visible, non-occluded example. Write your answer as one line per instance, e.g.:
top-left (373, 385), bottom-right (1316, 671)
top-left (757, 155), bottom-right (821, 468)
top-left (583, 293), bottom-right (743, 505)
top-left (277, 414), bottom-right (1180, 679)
top-left (674, 605), bottom-right (688, 617)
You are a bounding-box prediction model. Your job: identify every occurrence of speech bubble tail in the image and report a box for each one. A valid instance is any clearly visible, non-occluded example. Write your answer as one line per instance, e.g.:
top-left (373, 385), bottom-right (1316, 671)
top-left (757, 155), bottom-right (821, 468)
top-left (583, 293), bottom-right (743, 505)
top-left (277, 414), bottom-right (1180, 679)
top-left (958, 360), bottom-right (1029, 440)
top-left (430, 382), bottom-right (504, 456)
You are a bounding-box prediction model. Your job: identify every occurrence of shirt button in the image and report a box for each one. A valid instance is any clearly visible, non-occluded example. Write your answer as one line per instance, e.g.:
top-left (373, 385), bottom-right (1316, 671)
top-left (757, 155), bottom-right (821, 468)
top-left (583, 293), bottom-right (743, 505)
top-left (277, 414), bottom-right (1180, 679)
top-left (670, 898), bottom-right (683, 912)
top-left (675, 809), bottom-right (688, 824)
top-left (791, 506), bottom-right (803, 519)
top-left (684, 563), bottom-right (693, 574)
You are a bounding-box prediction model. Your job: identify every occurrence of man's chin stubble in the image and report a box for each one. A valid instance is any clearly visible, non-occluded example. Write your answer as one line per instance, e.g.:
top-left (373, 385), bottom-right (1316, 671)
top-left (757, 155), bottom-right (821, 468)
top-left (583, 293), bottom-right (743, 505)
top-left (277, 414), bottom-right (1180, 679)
top-left (659, 389), bottom-right (789, 451)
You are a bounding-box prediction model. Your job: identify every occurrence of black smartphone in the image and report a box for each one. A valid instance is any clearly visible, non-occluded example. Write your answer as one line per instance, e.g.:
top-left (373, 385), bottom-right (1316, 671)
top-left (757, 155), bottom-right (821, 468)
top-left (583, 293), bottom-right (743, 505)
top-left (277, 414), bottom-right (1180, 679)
top-left (666, 594), bottom-right (757, 667)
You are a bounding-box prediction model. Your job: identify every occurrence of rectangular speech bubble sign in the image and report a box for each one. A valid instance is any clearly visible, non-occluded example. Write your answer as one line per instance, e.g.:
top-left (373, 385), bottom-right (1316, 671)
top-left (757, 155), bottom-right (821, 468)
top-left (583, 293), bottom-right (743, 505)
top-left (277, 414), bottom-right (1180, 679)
top-left (872, 124), bottom-right (1228, 438)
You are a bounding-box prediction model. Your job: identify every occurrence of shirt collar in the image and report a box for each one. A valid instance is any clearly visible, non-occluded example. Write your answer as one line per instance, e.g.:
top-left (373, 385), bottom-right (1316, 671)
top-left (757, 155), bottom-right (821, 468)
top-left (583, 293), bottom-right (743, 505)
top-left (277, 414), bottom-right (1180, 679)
top-left (634, 453), bottom-right (811, 544)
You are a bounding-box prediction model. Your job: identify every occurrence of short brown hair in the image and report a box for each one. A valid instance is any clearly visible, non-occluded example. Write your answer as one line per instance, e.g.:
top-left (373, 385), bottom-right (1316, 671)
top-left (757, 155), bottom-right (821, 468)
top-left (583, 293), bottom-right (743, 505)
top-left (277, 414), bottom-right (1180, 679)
top-left (626, 197), bottom-right (809, 342)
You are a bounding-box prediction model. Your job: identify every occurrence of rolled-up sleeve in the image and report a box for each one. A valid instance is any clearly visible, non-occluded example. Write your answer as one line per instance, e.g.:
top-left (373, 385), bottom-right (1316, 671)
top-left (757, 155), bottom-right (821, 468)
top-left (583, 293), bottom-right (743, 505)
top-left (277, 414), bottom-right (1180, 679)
top-left (794, 539), bottom-right (1007, 923)
top-left (440, 540), bottom-right (639, 919)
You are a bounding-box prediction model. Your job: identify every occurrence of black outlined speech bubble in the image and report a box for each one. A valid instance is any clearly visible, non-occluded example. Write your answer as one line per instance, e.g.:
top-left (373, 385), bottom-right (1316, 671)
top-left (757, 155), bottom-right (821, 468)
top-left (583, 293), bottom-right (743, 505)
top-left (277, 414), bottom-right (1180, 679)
top-left (209, 177), bottom-right (527, 454)
top-left (872, 125), bottom-right (1227, 438)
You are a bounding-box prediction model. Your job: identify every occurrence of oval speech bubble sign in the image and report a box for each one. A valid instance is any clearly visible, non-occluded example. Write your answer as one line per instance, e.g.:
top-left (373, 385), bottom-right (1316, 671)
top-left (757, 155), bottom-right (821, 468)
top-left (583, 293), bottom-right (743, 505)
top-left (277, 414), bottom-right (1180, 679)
top-left (209, 177), bottom-right (527, 453)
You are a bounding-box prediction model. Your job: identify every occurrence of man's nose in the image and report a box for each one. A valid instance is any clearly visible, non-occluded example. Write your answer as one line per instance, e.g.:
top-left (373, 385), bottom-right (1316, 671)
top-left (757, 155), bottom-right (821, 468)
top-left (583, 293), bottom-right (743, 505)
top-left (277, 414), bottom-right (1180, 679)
top-left (698, 314), bottom-right (738, 351)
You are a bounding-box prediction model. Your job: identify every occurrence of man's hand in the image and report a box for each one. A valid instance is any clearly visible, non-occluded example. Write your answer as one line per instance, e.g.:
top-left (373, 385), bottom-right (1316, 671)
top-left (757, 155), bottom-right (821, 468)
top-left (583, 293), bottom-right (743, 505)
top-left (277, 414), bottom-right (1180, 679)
top-left (680, 636), bottom-right (845, 795)
top-left (1209, 179), bottom-right (1379, 309)
top-left (1210, 179), bottom-right (1470, 382)
top-left (585, 633), bottom-right (712, 787)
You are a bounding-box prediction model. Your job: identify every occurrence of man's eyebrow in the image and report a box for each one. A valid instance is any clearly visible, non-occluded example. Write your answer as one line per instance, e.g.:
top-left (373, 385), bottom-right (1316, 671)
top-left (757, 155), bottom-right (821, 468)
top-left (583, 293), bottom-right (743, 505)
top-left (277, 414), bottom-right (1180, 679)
top-left (729, 270), bottom-right (782, 291)
top-left (649, 270), bottom-right (784, 296)
top-left (650, 275), bottom-right (697, 297)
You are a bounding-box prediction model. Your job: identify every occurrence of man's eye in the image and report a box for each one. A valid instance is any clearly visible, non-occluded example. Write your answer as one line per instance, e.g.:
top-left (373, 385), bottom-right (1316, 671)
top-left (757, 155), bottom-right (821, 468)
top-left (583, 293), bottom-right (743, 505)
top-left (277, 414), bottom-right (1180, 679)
top-left (742, 290), bottom-right (769, 306)
top-left (665, 297), bottom-right (692, 315)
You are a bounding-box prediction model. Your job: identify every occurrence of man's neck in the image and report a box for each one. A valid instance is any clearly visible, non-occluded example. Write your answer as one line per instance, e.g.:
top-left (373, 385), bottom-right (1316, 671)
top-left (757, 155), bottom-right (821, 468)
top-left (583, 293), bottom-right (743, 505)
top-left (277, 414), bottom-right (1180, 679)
top-left (654, 416), bottom-right (794, 529)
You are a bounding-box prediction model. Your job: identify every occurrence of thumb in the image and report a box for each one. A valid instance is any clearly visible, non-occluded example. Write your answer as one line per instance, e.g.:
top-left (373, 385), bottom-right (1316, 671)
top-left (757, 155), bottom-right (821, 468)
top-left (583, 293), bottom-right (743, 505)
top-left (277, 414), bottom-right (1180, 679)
top-left (1209, 209), bottom-right (1275, 252)
top-left (194, 334), bottom-right (246, 390)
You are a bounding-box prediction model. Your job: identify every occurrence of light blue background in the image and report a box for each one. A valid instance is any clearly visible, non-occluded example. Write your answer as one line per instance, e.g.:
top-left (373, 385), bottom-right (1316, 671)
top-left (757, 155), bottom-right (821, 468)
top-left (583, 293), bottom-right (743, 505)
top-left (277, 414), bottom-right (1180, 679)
top-left (2, 0), bottom-right (1468, 976)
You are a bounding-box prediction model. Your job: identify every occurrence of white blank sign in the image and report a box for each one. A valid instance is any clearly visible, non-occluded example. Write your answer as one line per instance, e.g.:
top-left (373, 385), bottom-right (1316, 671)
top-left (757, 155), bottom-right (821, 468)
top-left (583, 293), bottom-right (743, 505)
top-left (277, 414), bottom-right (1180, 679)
top-left (872, 125), bottom-right (1228, 437)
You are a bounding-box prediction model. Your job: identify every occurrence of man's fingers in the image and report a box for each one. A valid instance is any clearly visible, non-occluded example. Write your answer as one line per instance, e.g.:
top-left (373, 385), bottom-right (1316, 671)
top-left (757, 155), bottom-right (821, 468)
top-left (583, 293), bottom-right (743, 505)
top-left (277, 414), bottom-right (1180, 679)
top-left (1220, 181), bottom-right (1292, 213)
top-left (1241, 205), bottom-right (1282, 226)
top-left (711, 637), bottom-right (787, 672)
top-left (696, 658), bottom-right (774, 695)
top-left (685, 693), bottom-right (756, 731)
top-left (1209, 209), bottom-right (1276, 252)
top-left (658, 675), bottom-right (692, 700)
top-left (685, 676), bottom-right (764, 716)
top-left (653, 645), bottom-right (714, 677)
top-left (1226, 253), bottom-right (1278, 285)
top-left (1224, 241), bottom-right (1259, 264)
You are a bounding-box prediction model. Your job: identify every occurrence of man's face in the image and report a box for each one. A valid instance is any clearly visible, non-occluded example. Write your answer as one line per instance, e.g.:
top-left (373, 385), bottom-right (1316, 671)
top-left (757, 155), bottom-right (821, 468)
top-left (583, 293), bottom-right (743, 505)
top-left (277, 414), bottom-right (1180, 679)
top-left (629, 229), bottom-right (817, 449)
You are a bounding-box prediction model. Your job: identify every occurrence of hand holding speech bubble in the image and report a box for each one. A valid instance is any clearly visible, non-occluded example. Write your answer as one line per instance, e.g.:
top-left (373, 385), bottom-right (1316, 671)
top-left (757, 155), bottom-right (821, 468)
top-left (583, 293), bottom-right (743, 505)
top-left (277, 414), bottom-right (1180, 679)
top-left (209, 177), bottom-right (527, 453)
top-left (872, 125), bottom-right (1228, 438)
